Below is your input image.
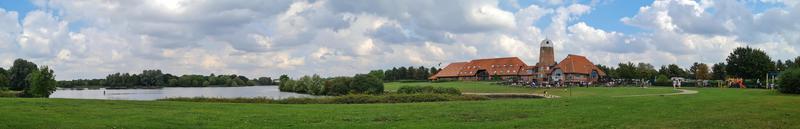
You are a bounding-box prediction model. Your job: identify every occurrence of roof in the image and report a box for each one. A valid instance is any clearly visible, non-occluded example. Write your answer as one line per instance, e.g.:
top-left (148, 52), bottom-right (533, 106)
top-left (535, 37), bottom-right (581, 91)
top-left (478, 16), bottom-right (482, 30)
top-left (553, 54), bottom-right (607, 76)
top-left (428, 62), bottom-right (468, 79)
top-left (428, 57), bottom-right (529, 79)
top-left (457, 57), bottom-right (528, 76)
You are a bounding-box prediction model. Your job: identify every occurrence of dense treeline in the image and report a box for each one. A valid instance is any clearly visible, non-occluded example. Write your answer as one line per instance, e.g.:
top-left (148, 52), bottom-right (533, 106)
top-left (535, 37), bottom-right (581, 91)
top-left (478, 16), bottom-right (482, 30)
top-left (58, 70), bottom-right (276, 88)
top-left (599, 47), bottom-right (800, 89)
top-left (279, 74), bottom-right (384, 95)
top-left (374, 66), bottom-right (440, 81)
top-left (0, 59), bottom-right (57, 98)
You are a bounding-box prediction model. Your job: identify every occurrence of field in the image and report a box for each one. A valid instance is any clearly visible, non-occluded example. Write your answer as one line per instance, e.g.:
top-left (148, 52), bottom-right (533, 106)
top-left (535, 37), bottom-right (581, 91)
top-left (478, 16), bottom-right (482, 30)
top-left (1, 82), bottom-right (799, 128)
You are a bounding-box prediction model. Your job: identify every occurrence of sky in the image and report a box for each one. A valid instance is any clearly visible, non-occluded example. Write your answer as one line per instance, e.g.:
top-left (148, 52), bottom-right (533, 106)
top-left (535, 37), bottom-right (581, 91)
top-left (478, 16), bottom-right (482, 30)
top-left (0, 0), bottom-right (798, 80)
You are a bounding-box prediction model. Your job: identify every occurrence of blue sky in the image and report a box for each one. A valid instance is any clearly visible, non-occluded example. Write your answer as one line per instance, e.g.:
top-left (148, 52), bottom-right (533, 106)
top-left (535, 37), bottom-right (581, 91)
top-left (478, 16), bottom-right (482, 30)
top-left (0, 0), bottom-right (798, 80)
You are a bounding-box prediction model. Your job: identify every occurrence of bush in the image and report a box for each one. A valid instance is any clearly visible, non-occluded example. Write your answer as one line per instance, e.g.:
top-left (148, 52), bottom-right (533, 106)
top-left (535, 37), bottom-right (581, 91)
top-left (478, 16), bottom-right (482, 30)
top-left (396, 86), bottom-right (461, 95)
top-left (350, 74), bottom-right (384, 94)
top-left (778, 68), bottom-right (800, 94)
top-left (654, 75), bottom-right (671, 86)
top-left (0, 89), bottom-right (20, 97)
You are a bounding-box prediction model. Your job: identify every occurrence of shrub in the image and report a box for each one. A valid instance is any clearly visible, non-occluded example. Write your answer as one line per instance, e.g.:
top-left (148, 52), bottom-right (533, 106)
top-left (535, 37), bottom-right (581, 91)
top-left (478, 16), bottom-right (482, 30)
top-left (654, 75), bottom-right (670, 86)
top-left (350, 74), bottom-right (384, 94)
top-left (396, 86), bottom-right (461, 95)
top-left (778, 68), bottom-right (800, 94)
top-left (0, 90), bottom-right (20, 97)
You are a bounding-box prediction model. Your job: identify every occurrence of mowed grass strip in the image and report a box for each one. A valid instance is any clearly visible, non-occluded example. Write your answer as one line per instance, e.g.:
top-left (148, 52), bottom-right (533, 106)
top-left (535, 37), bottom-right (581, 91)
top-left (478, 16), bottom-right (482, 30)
top-left (0, 82), bottom-right (798, 128)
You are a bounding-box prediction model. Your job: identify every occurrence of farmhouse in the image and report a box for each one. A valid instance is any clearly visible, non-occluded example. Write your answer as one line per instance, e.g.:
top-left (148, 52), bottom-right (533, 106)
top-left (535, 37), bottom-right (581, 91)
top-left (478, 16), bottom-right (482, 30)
top-left (429, 39), bottom-right (606, 84)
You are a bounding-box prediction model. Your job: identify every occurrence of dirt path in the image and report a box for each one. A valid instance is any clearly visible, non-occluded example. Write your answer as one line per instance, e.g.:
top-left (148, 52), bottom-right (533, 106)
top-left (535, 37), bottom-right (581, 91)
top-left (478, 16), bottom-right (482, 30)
top-left (462, 93), bottom-right (560, 98)
top-left (613, 89), bottom-right (698, 97)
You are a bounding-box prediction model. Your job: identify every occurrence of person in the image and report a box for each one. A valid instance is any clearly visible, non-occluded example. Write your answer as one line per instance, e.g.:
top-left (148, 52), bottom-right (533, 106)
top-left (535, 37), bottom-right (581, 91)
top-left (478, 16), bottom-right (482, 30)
top-left (672, 78), bottom-right (681, 89)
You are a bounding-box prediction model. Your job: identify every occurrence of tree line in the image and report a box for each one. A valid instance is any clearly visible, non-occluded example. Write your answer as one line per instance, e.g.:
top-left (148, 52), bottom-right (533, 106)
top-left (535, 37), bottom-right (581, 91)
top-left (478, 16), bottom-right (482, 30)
top-left (599, 46), bottom-right (800, 83)
top-left (0, 59), bottom-right (57, 98)
top-left (58, 70), bottom-right (276, 88)
top-left (278, 74), bottom-right (384, 96)
top-left (372, 66), bottom-right (441, 81)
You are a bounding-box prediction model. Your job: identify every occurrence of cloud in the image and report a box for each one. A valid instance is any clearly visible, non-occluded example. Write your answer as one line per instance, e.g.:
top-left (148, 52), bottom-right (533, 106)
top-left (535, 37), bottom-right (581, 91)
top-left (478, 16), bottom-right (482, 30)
top-left (0, 0), bottom-right (797, 80)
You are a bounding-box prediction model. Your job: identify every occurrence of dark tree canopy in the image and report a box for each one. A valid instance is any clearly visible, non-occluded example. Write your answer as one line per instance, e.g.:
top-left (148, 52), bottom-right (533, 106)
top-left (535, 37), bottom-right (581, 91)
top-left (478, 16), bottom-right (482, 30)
top-left (9, 59), bottom-right (38, 90)
top-left (59, 70), bottom-right (270, 88)
top-left (659, 64), bottom-right (687, 78)
top-left (382, 66), bottom-right (439, 81)
top-left (711, 63), bottom-right (727, 80)
top-left (725, 47), bottom-right (775, 79)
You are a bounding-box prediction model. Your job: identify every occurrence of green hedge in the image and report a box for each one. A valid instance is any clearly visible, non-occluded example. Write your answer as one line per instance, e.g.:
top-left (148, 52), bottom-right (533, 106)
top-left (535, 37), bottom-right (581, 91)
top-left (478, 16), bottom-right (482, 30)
top-left (396, 86), bottom-right (460, 95)
top-left (779, 68), bottom-right (800, 94)
top-left (160, 93), bottom-right (488, 104)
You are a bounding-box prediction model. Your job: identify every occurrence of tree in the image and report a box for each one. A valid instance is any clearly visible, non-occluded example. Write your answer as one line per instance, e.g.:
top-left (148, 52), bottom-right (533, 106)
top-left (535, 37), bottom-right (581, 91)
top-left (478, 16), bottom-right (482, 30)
top-left (24, 66), bottom-right (57, 98)
top-left (726, 47), bottom-right (775, 79)
top-left (693, 63), bottom-right (711, 80)
top-left (368, 70), bottom-right (385, 80)
top-left (9, 59), bottom-right (38, 91)
top-left (408, 66), bottom-right (417, 80)
top-left (417, 66), bottom-right (428, 80)
top-left (429, 67), bottom-right (439, 76)
top-left (279, 74), bottom-right (290, 85)
top-left (636, 63), bottom-right (657, 80)
top-left (0, 67), bottom-right (8, 88)
top-left (616, 62), bottom-right (637, 79)
top-left (778, 68), bottom-right (800, 94)
top-left (398, 67), bottom-right (407, 80)
top-left (596, 64), bottom-right (616, 78)
top-left (660, 64), bottom-right (687, 78)
top-left (777, 60), bottom-right (786, 72)
top-left (711, 63), bottom-right (727, 80)
top-left (350, 74), bottom-right (384, 94)
top-left (255, 77), bottom-right (273, 85)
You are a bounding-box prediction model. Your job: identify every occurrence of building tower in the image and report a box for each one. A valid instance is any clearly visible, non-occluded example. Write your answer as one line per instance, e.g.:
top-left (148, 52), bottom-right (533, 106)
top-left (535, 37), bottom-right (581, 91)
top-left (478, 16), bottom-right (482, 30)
top-left (534, 39), bottom-right (557, 82)
top-left (537, 39), bottom-right (556, 66)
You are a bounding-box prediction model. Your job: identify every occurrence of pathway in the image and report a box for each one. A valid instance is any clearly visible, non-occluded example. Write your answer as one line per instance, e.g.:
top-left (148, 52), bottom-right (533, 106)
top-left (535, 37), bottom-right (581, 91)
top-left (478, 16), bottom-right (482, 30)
top-left (613, 89), bottom-right (698, 97)
top-left (463, 93), bottom-right (560, 98)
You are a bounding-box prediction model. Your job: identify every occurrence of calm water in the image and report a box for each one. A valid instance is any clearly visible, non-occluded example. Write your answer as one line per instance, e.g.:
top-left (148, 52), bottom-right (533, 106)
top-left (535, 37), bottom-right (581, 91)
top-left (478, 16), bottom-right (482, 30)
top-left (49, 86), bottom-right (313, 100)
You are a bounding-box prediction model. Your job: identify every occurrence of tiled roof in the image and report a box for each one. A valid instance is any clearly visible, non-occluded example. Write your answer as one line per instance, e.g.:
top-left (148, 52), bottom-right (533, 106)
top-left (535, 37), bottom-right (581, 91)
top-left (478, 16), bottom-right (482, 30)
top-left (554, 54), bottom-right (607, 75)
top-left (457, 57), bottom-right (528, 76)
top-left (429, 62), bottom-right (468, 79)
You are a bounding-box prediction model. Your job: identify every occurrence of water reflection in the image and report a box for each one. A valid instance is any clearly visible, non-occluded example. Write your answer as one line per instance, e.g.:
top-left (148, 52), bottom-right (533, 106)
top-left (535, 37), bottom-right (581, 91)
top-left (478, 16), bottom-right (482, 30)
top-left (49, 86), bottom-right (313, 100)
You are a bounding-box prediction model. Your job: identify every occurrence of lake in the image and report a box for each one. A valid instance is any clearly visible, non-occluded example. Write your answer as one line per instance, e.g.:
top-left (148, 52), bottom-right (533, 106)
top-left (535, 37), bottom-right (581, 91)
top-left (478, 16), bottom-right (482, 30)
top-left (49, 86), bottom-right (313, 100)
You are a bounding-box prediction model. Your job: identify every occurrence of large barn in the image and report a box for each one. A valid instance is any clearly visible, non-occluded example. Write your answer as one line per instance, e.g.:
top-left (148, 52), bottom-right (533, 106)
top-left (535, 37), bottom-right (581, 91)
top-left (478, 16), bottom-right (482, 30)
top-left (429, 39), bottom-right (607, 84)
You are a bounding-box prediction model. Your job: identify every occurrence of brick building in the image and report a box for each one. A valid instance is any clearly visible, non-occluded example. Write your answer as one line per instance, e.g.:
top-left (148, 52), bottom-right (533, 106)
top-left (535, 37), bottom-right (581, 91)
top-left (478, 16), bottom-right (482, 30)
top-left (429, 39), bottom-right (606, 84)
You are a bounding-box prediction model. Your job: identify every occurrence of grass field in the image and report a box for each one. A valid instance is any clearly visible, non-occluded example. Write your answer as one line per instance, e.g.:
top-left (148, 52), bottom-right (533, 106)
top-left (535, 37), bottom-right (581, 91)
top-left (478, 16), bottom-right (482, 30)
top-left (1, 82), bottom-right (799, 128)
top-left (385, 81), bottom-right (678, 97)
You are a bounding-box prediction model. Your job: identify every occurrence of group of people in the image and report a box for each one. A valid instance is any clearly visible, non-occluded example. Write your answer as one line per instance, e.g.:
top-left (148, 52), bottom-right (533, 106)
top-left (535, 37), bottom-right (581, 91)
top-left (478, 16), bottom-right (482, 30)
top-left (525, 80), bottom-right (594, 88)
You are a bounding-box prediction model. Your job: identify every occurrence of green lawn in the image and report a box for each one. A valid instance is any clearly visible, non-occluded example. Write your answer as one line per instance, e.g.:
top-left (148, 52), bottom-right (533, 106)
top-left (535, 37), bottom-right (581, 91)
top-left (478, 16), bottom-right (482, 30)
top-left (385, 81), bottom-right (678, 97)
top-left (1, 82), bottom-right (799, 128)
